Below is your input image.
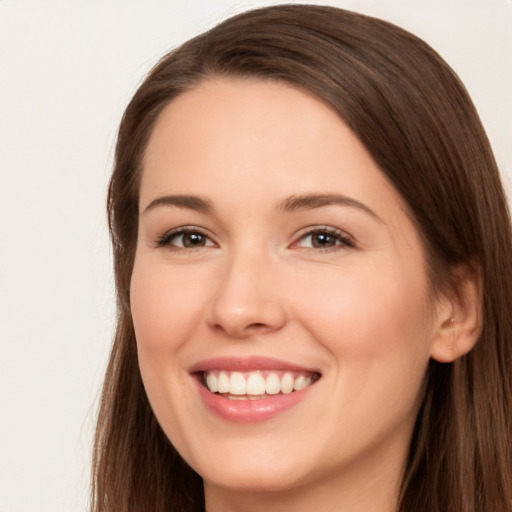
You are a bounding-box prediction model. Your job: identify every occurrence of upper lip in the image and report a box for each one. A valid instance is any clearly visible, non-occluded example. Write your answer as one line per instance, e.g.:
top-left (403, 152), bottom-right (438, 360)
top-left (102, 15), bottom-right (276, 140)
top-left (188, 356), bottom-right (320, 374)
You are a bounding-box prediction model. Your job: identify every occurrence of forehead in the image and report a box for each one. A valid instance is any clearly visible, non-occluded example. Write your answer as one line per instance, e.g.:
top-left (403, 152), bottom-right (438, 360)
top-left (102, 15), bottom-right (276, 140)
top-left (141, 78), bottom-right (404, 210)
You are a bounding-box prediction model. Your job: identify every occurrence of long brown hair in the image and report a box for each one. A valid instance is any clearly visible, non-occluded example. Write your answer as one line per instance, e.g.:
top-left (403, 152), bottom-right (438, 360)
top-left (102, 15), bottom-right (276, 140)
top-left (92, 5), bottom-right (512, 511)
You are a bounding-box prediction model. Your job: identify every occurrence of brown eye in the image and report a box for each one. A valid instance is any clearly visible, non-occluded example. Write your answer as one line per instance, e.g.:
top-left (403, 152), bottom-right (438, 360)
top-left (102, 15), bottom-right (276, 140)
top-left (310, 232), bottom-right (338, 248)
top-left (157, 228), bottom-right (216, 249)
top-left (295, 228), bottom-right (354, 250)
top-left (181, 232), bottom-right (208, 247)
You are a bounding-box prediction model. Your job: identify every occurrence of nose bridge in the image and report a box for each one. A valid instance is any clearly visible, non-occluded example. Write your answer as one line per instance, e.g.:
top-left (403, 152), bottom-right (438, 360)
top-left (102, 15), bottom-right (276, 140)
top-left (206, 241), bottom-right (286, 337)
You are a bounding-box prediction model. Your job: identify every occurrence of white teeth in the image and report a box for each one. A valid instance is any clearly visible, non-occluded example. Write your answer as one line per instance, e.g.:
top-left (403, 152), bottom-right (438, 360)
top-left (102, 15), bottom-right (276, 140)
top-left (204, 370), bottom-right (316, 396)
top-left (247, 373), bottom-right (266, 395)
top-left (206, 373), bottom-right (218, 393)
top-left (229, 372), bottom-right (246, 395)
top-left (265, 373), bottom-right (281, 394)
top-left (294, 375), bottom-right (311, 391)
top-left (281, 373), bottom-right (294, 394)
top-left (217, 372), bottom-right (229, 393)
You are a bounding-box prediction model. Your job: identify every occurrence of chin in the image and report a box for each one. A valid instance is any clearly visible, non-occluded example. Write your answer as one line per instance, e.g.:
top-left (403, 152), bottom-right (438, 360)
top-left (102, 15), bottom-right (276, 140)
top-left (183, 440), bottom-right (312, 493)
top-left (200, 463), bottom-right (306, 493)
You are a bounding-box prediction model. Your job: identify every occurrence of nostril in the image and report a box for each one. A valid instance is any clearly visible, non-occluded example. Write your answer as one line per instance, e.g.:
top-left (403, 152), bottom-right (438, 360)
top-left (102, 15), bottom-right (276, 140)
top-left (212, 320), bottom-right (282, 338)
top-left (248, 323), bottom-right (267, 329)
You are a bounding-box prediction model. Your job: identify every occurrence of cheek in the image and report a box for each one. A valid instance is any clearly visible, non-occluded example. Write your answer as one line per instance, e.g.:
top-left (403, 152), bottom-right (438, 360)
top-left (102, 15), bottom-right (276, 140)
top-left (129, 261), bottom-right (205, 447)
top-left (291, 259), bottom-right (434, 370)
top-left (290, 262), bottom-right (434, 449)
top-left (130, 262), bottom-right (206, 356)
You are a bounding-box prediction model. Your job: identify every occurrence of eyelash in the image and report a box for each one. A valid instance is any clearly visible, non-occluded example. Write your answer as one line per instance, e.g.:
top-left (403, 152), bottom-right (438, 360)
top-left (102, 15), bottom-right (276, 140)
top-left (155, 226), bottom-right (355, 251)
top-left (155, 226), bottom-right (215, 249)
top-left (293, 226), bottom-right (355, 251)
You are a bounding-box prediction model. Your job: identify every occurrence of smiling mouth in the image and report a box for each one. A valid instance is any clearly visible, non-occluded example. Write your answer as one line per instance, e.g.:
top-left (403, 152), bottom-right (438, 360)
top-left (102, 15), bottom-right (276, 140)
top-left (201, 370), bottom-right (320, 400)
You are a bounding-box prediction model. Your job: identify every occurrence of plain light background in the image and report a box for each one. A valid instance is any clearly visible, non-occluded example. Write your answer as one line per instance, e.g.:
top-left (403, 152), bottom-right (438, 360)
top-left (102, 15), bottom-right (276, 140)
top-left (0, 1), bottom-right (510, 511)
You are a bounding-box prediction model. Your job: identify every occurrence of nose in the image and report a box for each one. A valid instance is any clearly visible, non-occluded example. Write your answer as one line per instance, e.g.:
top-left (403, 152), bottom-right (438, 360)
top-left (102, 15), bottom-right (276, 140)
top-left (205, 250), bottom-right (287, 339)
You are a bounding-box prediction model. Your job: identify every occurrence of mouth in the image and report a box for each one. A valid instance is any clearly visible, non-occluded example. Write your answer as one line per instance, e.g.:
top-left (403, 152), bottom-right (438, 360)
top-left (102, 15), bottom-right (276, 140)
top-left (190, 357), bottom-right (321, 422)
top-left (200, 369), bottom-right (320, 400)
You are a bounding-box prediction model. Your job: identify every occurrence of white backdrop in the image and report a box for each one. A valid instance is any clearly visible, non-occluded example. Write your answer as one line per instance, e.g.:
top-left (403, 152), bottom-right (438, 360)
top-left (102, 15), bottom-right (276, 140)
top-left (0, 1), bottom-right (510, 511)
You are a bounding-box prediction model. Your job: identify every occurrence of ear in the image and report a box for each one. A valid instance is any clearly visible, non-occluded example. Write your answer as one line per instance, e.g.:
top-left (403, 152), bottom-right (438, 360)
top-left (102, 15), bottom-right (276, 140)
top-left (430, 265), bottom-right (482, 363)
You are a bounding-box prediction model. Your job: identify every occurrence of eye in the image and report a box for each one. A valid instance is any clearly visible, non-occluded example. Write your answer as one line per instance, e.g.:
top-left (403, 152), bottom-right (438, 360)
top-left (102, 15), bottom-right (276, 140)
top-left (156, 227), bottom-right (216, 249)
top-left (293, 227), bottom-right (354, 250)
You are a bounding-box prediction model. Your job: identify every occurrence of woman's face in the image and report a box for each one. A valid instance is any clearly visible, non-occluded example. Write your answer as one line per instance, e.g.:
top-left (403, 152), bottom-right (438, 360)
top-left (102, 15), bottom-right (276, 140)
top-left (131, 78), bottom-right (443, 498)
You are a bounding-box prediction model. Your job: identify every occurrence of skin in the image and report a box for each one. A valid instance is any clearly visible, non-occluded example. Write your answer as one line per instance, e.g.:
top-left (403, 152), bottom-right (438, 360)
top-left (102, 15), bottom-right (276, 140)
top-left (130, 78), bottom-right (466, 512)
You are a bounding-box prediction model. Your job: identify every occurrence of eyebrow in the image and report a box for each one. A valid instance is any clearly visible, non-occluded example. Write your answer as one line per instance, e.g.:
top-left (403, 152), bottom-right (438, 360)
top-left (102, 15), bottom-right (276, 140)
top-left (142, 192), bottom-right (381, 222)
top-left (279, 193), bottom-right (381, 221)
top-left (143, 195), bottom-right (212, 214)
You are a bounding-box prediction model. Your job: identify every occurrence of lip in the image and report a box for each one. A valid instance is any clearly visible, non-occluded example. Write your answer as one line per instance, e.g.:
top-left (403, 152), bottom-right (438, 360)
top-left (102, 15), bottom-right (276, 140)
top-left (189, 356), bottom-right (320, 423)
top-left (188, 356), bottom-right (320, 373)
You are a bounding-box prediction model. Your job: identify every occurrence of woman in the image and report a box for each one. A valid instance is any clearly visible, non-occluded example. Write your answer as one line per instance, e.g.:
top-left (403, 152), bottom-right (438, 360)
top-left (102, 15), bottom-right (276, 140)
top-left (91, 5), bottom-right (512, 512)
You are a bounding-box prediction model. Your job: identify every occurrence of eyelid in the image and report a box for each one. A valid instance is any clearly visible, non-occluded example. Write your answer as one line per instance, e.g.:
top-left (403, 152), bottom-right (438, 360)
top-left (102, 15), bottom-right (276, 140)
top-left (153, 224), bottom-right (355, 251)
top-left (155, 225), bottom-right (217, 249)
top-left (291, 225), bottom-right (355, 250)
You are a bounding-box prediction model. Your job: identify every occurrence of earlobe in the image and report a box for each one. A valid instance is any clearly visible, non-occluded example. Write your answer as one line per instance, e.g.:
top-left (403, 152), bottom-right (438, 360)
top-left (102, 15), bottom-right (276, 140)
top-left (430, 266), bottom-right (482, 363)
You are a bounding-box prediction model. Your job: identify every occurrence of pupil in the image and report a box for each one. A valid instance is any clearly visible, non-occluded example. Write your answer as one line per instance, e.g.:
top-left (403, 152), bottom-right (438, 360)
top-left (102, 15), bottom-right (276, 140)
top-left (313, 233), bottom-right (334, 247)
top-left (184, 233), bottom-right (204, 247)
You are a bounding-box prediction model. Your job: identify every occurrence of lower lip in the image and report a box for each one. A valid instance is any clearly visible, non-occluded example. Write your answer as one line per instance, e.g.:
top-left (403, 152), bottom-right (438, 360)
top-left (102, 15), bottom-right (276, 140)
top-left (194, 378), bottom-right (316, 423)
